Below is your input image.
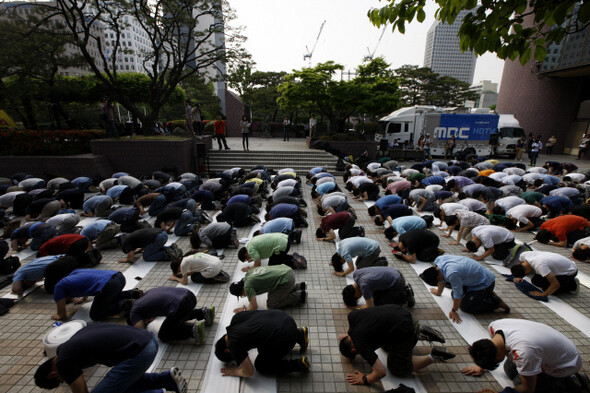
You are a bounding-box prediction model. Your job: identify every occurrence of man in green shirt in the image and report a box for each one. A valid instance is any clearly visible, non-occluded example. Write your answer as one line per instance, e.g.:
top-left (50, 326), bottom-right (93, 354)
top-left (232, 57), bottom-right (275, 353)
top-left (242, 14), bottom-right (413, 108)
top-left (520, 191), bottom-right (545, 205)
top-left (230, 265), bottom-right (306, 311)
top-left (238, 233), bottom-right (307, 271)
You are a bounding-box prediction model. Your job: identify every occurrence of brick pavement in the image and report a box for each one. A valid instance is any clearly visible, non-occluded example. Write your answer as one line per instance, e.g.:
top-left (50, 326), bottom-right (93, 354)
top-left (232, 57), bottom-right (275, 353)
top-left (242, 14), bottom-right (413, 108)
top-left (1, 138), bottom-right (590, 393)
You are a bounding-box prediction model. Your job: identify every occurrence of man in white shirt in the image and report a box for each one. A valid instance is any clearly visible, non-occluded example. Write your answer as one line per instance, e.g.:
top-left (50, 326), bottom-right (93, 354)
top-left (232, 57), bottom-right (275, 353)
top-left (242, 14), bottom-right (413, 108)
top-left (442, 210), bottom-right (490, 244)
top-left (505, 205), bottom-right (543, 232)
top-left (309, 115), bottom-right (317, 137)
top-left (462, 319), bottom-right (586, 393)
top-left (511, 251), bottom-right (578, 296)
top-left (572, 236), bottom-right (590, 261)
top-left (491, 196), bottom-right (526, 215)
top-left (466, 225), bottom-right (515, 261)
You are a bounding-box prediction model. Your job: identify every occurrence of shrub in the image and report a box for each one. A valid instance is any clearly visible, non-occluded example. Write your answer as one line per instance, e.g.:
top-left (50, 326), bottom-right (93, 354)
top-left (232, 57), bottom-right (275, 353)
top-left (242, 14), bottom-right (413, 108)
top-left (0, 129), bottom-right (105, 156)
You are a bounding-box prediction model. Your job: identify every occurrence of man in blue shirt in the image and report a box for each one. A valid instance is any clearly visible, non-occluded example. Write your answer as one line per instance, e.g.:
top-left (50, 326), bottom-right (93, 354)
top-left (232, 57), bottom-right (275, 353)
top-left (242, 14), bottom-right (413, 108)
top-left (368, 195), bottom-right (402, 217)
top-left (342, 266), bottom-right (414, 308)
top-left (385, 215), bottom-right (430, 240)
top-left (11, 254), bottom-right (63, 296)
top-left (254, 217), bottom-right (302, 244)
top-left (82, 195), bottom-right (113, 217)
top-left (420, 255), bottom-right (510, 324)
top-left (331, 237), bottom-right (384, 277)
top-left (52, 269), bottom-right (142, 321)
top-left (80, 219), bottom-right (121, 250)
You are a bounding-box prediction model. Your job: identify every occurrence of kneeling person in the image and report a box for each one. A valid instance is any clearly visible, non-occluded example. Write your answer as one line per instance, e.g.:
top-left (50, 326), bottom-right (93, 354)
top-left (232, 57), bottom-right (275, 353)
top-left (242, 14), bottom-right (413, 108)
top-left (342, 266), bottom-right (414, 308)
top-left (215, 310), bottom-right (310, 377)
top-left (511, 251), bottom-right (579, 296)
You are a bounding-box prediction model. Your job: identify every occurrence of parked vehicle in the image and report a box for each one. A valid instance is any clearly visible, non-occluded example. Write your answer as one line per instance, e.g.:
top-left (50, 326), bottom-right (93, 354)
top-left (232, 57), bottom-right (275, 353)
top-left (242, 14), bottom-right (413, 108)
top-left (375, 106), bottom-right (525, 157)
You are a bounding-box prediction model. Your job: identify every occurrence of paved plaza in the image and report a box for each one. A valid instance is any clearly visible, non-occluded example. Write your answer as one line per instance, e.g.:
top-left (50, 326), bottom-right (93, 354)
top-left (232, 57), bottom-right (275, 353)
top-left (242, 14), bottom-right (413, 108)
top-left (1, 137), bottom-right (590, 393)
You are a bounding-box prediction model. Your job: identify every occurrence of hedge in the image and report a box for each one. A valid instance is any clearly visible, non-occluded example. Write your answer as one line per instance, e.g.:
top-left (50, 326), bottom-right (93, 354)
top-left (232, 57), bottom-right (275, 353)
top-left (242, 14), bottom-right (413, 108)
top-left (0, 129), bottom-right (105, 156)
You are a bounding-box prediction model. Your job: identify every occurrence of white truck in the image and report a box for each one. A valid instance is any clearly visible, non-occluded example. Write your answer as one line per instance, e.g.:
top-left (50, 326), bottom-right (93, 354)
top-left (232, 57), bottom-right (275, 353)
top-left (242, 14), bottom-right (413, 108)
top-left (375, 106), bottom-right (525, 157)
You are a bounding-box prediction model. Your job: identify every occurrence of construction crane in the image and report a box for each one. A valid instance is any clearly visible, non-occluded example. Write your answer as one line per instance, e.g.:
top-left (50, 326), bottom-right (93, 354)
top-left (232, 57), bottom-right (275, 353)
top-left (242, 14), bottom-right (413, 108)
top-left (303, 20), bottom-right (326, 67)
top-left (363, 27), bottom-right (386, 62)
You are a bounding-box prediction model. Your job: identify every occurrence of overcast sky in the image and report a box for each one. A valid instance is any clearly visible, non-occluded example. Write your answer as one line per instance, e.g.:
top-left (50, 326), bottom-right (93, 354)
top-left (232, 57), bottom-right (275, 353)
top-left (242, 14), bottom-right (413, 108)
top-left (228, 0), bottom-right (505, 88)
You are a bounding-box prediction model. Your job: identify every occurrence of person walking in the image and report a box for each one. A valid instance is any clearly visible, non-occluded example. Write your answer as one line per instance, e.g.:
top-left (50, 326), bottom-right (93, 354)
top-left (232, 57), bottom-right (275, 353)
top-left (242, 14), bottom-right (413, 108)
top-left (240, 115), bottom-right (251, 151)
top-left (184, 100), bottom-right (194, 134)
top-left (530, 137), bottom-right (541, 166)
top-left (283, 117), bottom-right (291, 141)
top-left (516, 135), bottom-right (525, 161)
top-left (578, 133), bottom-right (590, 160)
top-left (214, 114), bottom-right (230, 150)
top-left (546, 135), bottom-right (556, 155)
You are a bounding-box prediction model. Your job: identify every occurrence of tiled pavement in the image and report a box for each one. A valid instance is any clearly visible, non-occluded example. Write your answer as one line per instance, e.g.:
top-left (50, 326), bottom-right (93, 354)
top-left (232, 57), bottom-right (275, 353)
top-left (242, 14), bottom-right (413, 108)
top-left (1, 137), bottom-right (590, 393)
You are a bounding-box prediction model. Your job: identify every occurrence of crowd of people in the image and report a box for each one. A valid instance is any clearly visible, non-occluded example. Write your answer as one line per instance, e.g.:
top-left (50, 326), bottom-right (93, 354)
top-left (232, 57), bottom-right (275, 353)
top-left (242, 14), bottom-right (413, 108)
top-left (1, 152), bottom-right (590, 393)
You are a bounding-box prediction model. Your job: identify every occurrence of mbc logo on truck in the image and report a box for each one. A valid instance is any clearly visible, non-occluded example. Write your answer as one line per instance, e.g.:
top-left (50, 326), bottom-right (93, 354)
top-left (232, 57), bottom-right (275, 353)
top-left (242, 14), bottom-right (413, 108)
top-left (435, 114), bottom-right (499, 141)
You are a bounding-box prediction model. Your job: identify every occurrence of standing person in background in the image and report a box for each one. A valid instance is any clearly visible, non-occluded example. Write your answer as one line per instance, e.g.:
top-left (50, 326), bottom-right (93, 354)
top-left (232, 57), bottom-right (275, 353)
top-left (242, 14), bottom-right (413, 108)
top-left (309, 114), bottom-right (317, 138)
top-left (240, 115), bottom-right (251, 151)
top-left (578, 134), bottom-right (590, 160)
top-left (530, 137), bottom-right (542, 166)
top-left (445, 136), bottom-right (455, 159)
top-left (283, 117), bottom-right (291, 141)
top-left (105, 98), bottom-right (119, 138)
top-left (516, 135), bottom-right (525, 161)
top-left (214, 114), bottom-right (230, 150)
top-left (184, 100), bottom-right (194, 135)
top-left (546, 135), bottom-right (556, 155)
top-left (423, 134), bottom-right (432, 160)
top-left (192, 104), bottom-right (202, 136)
top-left (526, 132), bottom-right (534, 161)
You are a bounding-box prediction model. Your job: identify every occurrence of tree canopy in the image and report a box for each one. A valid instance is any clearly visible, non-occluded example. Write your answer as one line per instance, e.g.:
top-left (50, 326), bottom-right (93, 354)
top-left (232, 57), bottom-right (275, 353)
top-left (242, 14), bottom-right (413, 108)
top-left (368, 0), bottom-right (590, 65)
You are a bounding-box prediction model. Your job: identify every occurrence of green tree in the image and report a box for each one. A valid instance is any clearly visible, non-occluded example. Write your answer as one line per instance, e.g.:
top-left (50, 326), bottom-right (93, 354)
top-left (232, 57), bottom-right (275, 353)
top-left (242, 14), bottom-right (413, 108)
top-left (355, 57), bottom-right (400, 117)
top-left (394, 65), bottom-right (476, 106)
top-left (278, 62), bottom-right (365, 133)
top-left (368, 0), bottom-right (589, 65)
top-left (0, 8), bottom-right (86, 129)
top-left (180, 74), bottom-right (221, 120)
top-left (25, 0), bottom-right (249, 134)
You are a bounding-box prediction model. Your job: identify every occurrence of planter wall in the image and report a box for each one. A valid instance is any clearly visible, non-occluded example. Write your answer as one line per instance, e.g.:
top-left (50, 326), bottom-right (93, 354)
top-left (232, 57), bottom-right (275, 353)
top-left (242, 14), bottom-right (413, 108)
top-left (0, 155), bottom-right (113, 179)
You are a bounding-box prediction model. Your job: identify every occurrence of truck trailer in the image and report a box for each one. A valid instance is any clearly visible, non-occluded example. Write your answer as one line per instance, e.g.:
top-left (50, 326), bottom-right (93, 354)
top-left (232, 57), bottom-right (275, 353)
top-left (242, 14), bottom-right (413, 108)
top-left (375, 106), bottom-right (525, 157)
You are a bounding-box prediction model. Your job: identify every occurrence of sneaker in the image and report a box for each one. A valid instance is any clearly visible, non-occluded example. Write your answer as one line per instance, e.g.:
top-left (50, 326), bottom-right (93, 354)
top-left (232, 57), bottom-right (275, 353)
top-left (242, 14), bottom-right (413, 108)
top-left (299, 290), bottom-right (307, 304)
top-left (230, 233), bottom-right (240, 249)
top-left (574, 278), bottom-right (581, 295)
top-left (131, 288), bottom-right (144, 300)
top-left (201, 306), bottom-right (215, 326)
top-left (431, 346), bottom-right (456, 361)
top-left (359, 226), bottom-right (365, 237)
top-left (419, 325), bottom-right (445, 343)
top-left (299, 356), bottom-right (311, 372)
top-left (167, 367), bottom-right (187, 393)
top-left (292, 252), bottom-right (308, 269)
top-left (293, 230), bottom-right (302, 244)
top-left (404, 283), bottom-right (415, 308)
top-left (299, 199), bottom-right (307, 207)
top-left (192, 321), bottom-right (205, 346)
top-left (298, 326), bottom-right (309, 353)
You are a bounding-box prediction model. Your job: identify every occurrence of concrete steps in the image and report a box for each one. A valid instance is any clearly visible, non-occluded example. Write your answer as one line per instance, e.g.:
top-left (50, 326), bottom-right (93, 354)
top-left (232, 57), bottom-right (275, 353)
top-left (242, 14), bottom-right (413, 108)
top-left (206, 149), bottom-right (341, 175)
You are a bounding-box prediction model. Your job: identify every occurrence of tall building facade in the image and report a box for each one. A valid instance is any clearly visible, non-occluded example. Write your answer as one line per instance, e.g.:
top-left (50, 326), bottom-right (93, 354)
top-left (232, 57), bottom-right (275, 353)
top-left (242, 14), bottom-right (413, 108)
top-left (423, 9), bottom-right (477, 84)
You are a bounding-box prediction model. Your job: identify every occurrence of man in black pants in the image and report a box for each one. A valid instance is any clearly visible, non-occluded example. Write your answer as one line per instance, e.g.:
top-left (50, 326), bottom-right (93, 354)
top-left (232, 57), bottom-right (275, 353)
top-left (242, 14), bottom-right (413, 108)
top-left (342, 266), bottom-right (414, 308)
top-left (215, 310), bottom-right (310, 377)
top-left (393, 229), bottom-right (441, 263)
top-left (216, 202), bottom-right (260, 227)
top-left (128, 287), bottom-right (215, 346)
top-left (51, 269), bottom-right (142, 321)
top-left (338, 305), bottom-right (454, 386)
top-left (34, 324), bottom-right (187, 392)
top-left (316, 211), bottom-right (364, 242)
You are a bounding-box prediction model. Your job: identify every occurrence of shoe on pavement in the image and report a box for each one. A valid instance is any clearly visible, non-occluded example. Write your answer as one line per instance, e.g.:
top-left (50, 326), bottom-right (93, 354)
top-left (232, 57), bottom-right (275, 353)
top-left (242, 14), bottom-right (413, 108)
top-left (167, 367), bottom-right (187, 393)
top-left (419, 325), bottom-right (445, 343)
top-left (230, 233), bottom-right (240, 249)
top-left (299, 290), bottom-right (307, 304)
top-left (404, 283), bottom-right (415, 308)
top-left (298, 326), bottom-right (309, 353)
top-left (574, 278), bottom-right (581, 295)
top-left (299, 282), bottom-right (306, 291)
top-left (299, 356), bottom-right (311, 372)
top-left (359, 226), bottom-right (365, 237)
top-left (293, 230), bottom-right (302, 244)
top-left (431, 346), bottom-right (456, 362)
top-left (201, 306), bottom-right (215, 326)
top-left (192, 321), bottom-right (205, 346)
top-left (293, 252), bottom-right (308, 269)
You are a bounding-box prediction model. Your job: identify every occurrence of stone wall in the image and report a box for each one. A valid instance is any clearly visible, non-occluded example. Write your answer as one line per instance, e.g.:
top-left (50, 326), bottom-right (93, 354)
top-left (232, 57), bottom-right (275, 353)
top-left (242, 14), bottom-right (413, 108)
top-left (0, 155), bottom-right (113, 179)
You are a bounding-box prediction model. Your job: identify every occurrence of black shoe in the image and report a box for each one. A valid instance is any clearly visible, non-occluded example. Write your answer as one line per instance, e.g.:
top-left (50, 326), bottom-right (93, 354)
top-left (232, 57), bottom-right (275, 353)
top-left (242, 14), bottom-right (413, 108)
top-left (299, 356), bottom-right (311, 372)
top-left (298, 326), bottom-right (309, 353)
top-left (431, 346), bottom-right (456, 361)
top-left (404, 283), bottom-right (415, 308)
top-left (294, 230), bottom-right (302, 244)
top-left (299, 199), bottom-right (307, 207)
top-left (419, 325), bottom-right (445, 343)
top-left (299, 282), bottom-right (306, 291)
top-left (299, 290), bottom-right (307, 304)
top-left (359, 226), bottom-right (365, 237)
